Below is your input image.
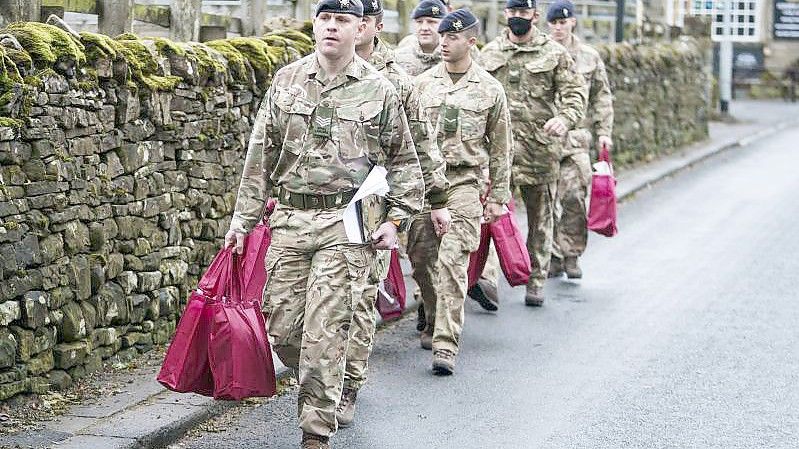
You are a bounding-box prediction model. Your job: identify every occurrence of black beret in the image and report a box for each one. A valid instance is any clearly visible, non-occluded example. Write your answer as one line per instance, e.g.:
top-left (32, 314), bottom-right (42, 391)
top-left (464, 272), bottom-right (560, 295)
top-left (315, 0), bottom-right (364, 17)
top-left (506, 0), bottom-right (536, 9)
top-left (363, 0), bottom-right (383, 16)
top-left (412, 0), bottom-right (446, 19)
top-left (547, 0), bottom-right (575, 21)
top-left (437, 8), bottom-right (478, 33)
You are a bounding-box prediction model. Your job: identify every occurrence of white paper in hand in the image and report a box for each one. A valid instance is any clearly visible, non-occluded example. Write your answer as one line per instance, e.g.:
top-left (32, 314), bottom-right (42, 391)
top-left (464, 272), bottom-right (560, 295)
top-left (343, 166), bottom-right (390, 243)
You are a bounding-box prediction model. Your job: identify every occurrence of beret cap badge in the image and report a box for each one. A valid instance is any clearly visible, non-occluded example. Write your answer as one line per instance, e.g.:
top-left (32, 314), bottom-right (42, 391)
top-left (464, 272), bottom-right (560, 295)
top-left (340, 0), bottom-right (350, 7)
top-left (453, 19), bottom-right (463, 30)
top-left (432, 5), bottom-right (440, 14)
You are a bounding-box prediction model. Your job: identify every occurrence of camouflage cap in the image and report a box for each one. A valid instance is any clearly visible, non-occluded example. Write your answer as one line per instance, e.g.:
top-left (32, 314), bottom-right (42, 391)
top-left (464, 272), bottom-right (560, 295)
top-left (412, 0), bottom-right (447, 19)
top-left (315, 0), bottom-right (365, 17)
top-left (363, 0), bottom-right (383, 15)
top-left (437, 8), bottom-right (478, 33)
top-left (547, 0), bottom-right (575, 21)
top-left (506, 0), bottom-right (536, 9)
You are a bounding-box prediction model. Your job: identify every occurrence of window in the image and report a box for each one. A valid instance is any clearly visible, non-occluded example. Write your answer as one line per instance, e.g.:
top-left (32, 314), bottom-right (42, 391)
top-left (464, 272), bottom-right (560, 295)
top-left (689, 0), bottom-right (761, 42)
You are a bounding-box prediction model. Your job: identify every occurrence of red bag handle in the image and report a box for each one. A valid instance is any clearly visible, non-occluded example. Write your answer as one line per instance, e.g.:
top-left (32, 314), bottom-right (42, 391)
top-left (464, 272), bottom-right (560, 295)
top-left (199, 248), bottom-right (233, 295)
top-left (221, 253), bottom-right (244, 304)
top-left (599, 144), bottom-right (612, 164)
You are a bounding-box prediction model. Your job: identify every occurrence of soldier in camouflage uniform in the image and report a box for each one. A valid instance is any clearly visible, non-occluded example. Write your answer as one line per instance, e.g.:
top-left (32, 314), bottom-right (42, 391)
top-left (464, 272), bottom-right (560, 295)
top-left (337, 0), bottom-right (450, 428)
top-left (546, 0), bottom-right (614, 279)
top-left (481, 0), bottom-right (585, 307)
top-left (224, 0), bottom-right (425, 446)
top-left (396, 0), bottom-right (452, 48)
top-left (395, 0), bottom-right (448, 76)
top-left (397, 0), bottom-right (485, 326)
top-left (407, 9), bottom-right (512, 375)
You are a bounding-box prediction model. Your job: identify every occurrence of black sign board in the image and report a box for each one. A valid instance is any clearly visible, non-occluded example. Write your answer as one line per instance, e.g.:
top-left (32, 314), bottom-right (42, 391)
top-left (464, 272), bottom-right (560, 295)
top-left (775, 0), bottom-right (799, 40)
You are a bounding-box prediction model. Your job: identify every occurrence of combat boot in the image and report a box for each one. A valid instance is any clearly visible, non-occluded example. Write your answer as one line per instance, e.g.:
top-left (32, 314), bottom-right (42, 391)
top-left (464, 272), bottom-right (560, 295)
top-left (525, 286), bottom-right (544, 307)
top-left (564, 257), bottom-right (582, 279)
top-left (432, 349), bottom-right (456, 376)
top-left (420, 330), bottom-right (432, 350)
top-left (335, 388), bottom-right (357, 428)
top-left (548, 257), bottom-right (564, 278)
top-left (468, 279), bottom-right (499, 311)
top-left (301, 432), bottom-right (329, 449)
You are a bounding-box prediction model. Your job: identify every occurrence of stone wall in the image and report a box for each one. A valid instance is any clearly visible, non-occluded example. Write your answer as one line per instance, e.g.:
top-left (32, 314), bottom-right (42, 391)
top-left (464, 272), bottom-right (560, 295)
top-left (0, 21), bottom-right (313, 400)
top-left (0, 22), bottom-right (707, 401)
top-left (595, 38), bottom-right (709, 166)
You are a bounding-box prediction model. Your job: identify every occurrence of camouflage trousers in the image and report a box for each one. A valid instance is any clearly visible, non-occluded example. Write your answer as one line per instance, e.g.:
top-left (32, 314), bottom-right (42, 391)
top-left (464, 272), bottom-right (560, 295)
top-left (553, 152), bottom-right (592, 260)
top-left (263, 205), bottom-right (374, 437)
top-left (407, 184), bottom-right (482, 354)
top-left (343, 250), bottom-right (391, 391)
top-left (519, 181), bottom-right (558, 289)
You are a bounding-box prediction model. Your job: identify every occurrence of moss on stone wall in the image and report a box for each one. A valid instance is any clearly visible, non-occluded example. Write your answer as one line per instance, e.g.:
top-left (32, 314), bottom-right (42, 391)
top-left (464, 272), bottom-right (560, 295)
top-left (185, 43), bottom-right (227, 80)
top-left (226, 37), bottom-right (276, 86)
top-left (113, 34), bottom-right (181, 91)
top-left (79, 31), bottom-right (125, 60)
top-left (5, 22), bottom-right (86, 66)
top-left (0, 22), bottom-right (316, 143)
top-left (205, 39), bottom-right (252, 84)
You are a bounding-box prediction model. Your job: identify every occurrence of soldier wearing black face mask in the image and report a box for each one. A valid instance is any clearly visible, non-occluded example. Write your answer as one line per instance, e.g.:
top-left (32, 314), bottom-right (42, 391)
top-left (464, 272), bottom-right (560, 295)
top-left (480, 0), bottom-right (585, 307)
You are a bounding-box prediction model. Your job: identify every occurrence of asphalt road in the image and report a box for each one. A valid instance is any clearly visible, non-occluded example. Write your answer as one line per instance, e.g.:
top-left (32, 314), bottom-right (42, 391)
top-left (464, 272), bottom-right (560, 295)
top-left (175, 125), bottom-right (799, 449)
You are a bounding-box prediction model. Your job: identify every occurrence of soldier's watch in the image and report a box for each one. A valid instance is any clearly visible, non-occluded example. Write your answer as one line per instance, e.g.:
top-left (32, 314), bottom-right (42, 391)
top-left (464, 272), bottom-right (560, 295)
top-left (390, 218), bottom-right (410, 233)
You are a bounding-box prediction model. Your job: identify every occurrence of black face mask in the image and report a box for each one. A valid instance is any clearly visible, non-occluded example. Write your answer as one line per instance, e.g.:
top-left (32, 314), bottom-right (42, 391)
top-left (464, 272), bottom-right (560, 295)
top-left (508, 17), bottom-right (532, 36)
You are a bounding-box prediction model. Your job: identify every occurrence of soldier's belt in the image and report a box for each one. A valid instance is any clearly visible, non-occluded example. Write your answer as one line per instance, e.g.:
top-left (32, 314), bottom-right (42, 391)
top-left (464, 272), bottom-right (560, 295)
top-left (277, 188), bottom-right (357, 210)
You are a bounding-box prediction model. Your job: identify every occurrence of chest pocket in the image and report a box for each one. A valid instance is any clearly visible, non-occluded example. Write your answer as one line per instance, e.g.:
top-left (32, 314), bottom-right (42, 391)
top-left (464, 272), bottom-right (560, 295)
top-left (524, 56), bottom-right (559, 97)
top-left (335, 100), bottom-right (383, 160)
top-left (274, 90), bottom-right (315, 155)
top-left (459, 98), bottom-right (493, 141)
top-left (422, 97), bottom-right (444, 138)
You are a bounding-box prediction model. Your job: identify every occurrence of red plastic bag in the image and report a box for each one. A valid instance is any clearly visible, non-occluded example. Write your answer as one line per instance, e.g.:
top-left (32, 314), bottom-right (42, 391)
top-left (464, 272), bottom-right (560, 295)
top-left (240, 199), bottom-right (274, 296)
top-left (377, 249), bottom-right (406, 321)
top-left (489, 199), bottom-right (531, 286)
top-left (208, 254), bottom-right (276, 400)
top-left (467, 223), bottom-right (491, 288)
top-left (159, 203), bottom-right (276, 400)
top-left (157, 249), bottom-right (231, 395)
top-left (587, 147), bottom-right (618, 237)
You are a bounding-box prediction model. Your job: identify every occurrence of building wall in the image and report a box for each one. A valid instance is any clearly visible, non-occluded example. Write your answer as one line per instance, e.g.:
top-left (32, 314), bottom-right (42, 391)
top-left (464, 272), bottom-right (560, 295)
top-left (762, 0), bottom-right (799, 73)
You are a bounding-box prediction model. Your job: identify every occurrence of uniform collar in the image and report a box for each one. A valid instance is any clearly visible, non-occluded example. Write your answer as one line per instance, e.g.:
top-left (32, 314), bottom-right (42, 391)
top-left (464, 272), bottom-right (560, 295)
top-left (368, 38), bottom-right (395, 70)
top-left (412, 36), bottom-right (442, 63)
top-left (498, 27), bottom-right (548, 51)
top-left (306, 54), bottom-right (365, 82)
top-left (432, 60), bottom-right (481, 88)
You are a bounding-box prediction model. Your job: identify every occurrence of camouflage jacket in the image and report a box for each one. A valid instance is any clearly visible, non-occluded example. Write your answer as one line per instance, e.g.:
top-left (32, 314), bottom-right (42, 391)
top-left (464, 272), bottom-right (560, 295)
top-left (561, 35), bottom-right (613, 157)
top-left (481, 28), bottom-right (586, 185)
top-left (395, 36), bottom-right (443, 77)
top-left (368, 38), bottom-right (413, 106)
top-left (395, 35), bottom-right (482, 78)
top-left (396, 34), bottom-right (416, 49)
top-left (368, 38), bottom-right (450, 208)
top-left (230, 54), bottom-right (424, 234)
top-left (407, 62), bottom-right (513, 205)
